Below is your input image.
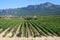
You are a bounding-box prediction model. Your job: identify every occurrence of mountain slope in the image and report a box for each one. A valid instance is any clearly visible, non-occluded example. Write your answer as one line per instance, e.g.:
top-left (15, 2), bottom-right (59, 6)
top-left (0, 2), bottom-right (60, 16)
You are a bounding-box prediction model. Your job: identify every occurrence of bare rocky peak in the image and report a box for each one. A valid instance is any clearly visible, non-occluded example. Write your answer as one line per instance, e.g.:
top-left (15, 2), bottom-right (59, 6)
top-left (27, 2), bottom-right (55, 9)
top-left (43, 2), bottom-right (54, 7)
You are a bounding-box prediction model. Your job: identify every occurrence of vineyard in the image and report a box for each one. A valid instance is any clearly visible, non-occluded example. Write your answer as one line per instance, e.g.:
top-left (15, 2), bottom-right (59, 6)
top-left (0, 16), bottom-right (60, 38)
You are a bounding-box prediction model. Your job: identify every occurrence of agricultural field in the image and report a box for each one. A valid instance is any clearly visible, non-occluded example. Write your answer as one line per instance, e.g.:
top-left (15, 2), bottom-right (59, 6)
top-left (0, 16), bottom-right (60, 40)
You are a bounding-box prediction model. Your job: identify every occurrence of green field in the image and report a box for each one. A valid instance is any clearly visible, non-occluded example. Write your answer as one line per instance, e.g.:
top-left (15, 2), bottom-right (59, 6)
top-left (0, 16), bottom-right (60, 38)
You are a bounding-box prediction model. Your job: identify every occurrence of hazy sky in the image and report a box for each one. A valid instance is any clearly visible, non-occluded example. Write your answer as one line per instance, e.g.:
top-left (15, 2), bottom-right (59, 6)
top-left (0, 0), bottom-right (60, 9)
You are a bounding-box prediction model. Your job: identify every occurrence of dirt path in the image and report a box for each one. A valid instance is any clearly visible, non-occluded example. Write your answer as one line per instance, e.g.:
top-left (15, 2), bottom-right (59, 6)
top-left (5, 27), bottom-right (15, 38)
top-left (14, 24), bottom-right (21, 37)
top-left (0, 36), bottom-right (60, 40)
top-left (0, 27), bottom-right (10, 37)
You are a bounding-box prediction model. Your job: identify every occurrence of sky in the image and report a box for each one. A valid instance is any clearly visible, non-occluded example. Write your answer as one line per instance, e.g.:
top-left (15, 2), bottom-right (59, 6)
top-left (0, 0), bottom-right (60, 9)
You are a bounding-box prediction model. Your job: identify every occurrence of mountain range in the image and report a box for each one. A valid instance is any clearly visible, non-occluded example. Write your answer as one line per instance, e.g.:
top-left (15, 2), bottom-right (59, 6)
top-left (0, 2), bottom-right (60, 16)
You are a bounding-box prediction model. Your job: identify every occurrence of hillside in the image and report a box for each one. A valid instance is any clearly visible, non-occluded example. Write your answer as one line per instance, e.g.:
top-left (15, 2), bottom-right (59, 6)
top-left (0, 2), bottom-right (60, 16)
